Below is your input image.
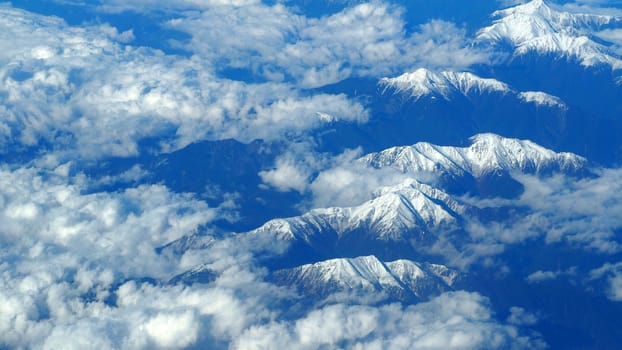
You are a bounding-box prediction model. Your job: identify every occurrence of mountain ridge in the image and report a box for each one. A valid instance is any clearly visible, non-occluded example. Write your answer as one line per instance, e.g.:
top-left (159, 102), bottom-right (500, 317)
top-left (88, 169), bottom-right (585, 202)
top-left (379, 68), bottom-right (568, 110)
top-left (361, 133), bottom-right (587, 177)
top-left (271, 255), bottom-right (459, 302)
top-left (477, 0), bottom-right (622, 70)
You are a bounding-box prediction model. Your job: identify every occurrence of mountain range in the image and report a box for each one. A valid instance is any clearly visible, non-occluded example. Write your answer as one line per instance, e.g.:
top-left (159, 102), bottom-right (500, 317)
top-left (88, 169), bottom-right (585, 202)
top-left (3, 0), bottom-right (622, 349)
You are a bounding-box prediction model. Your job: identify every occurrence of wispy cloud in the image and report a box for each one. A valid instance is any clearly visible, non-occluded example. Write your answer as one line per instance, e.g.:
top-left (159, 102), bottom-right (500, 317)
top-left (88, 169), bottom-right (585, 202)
top-left (446, 169), bottom-right (622, 268)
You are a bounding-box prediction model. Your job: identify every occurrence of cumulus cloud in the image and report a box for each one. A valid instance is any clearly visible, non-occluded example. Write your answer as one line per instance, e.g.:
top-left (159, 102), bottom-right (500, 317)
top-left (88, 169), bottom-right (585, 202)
top-left (511, 170), bottom-right (622, 252)
top-left (589, 262), bottom-right (622, 301)
top-left (0, 4), bottom-right (367, 160)
top-left (457, 168), bottom-right (622, 266)
top-left (259, 159), bottom-right (311, 193)
top-left (258, 144), bottom-right (414, 208)
top-left (256, 143), bottom-right (409, 205)
top-left (0, 166), bottom-right (216, 278)
top-left (0, 0), bottom-right (493, 161)
top-left (0, 165), bottom-right (545, 349)
top-left (94, 164), bottom-right (150, 187)
top-left (0, 163), bottom-right (303, 349)
top-left (10, 277), bottom-right (280, 349)
top-left (0, 165), bottom-right (226, 348)
top-left (72, 1), bottom-right (491, 87)
top-left (595, 28), bottom-right (622, 55)
top-left (496, 0), bottom-right (526, 6)
top-left (309, 162), bottom-right (411, 208)
top-left (165, 1), bottom-right (490, 87)
top-left (233, 291), bottom-right (544, 350)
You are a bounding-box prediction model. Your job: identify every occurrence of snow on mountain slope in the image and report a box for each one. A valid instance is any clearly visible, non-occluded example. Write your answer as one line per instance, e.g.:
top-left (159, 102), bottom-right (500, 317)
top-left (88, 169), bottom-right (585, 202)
top-left (272, 255), bottom-right (458, 301)
top-left (247, 178), bottom-right (466, 245)
top-left (379, 68), bottom-right (511, 101)
top-left (519, 91), bottom-right (567, 109)
top-left (361, 133), bottom-right (586, 177)
top-left (380, 67), bottom-right (566, 108)
top-left (246, 135), bottom-right (585, 256)
top-left (477, 0), bottom-right (622, 69)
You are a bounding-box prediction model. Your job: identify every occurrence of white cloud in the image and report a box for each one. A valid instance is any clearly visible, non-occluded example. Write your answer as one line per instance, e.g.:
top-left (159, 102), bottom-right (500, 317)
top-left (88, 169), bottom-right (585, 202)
top-left (0, 162), bottom-right (549, 349)
top-left (0, 4), bottom-right (367, 160)
top-left (166, 1), bottom-right (490, 87)
top-left (0, 165), bottom-right (219, 348)
top-left (589, 262), bottom-right (622, 301)
top-left (0, 166), bottom-right (288, 349)
top-left (144, 311), bottom-right (200, 348)
top-left (526, 270), bottom-right (561, 283)
top-left (257, 144), bottom-right (401, 203)
top-left (259, 159), bottom-right (311, 193)
top-left (458, 168), bottom-right (622, 265)
top-left (595, 28), bottom-right (622, 55)
top-left (526, 267), bottom-right (577, 284)
top-left (497, 0), bottom-right (526, 6)
top-left (309, 158), bottom-right (411, 208)
top-left (95, 0), bottom-right (262, 13)
top-left (507, 306), bottom-right (538, 326)
top-left (0, 167), bottom-right (215, 267)
top-left (233, 291), bottom-right (545, 350)
top-left (514, 170), bottom-right (622, 252)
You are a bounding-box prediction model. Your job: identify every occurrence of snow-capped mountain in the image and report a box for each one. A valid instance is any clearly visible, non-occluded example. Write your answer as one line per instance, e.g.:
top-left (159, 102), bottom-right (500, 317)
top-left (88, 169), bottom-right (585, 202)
top-left (477, 0), bottom-right (622, 69)
top-left (379, 68), bottom-right (511, 101)
top-left (518, 91), bottom-right (566, 109)
top-left (247, 179), bottom-right (467, 258)
top-left (361, 133), bottom-right (587, 178)
top-left (271, 255), bottom-right (459, 301)
top-left (246, 134), bottom-right (587, 260)
top-left (380, 68), bottom-right (567, 109)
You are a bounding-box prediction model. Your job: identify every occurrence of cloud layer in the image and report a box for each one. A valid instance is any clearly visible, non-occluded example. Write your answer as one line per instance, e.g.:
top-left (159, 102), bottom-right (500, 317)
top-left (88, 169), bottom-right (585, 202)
top-left (0, 4), bottom-right (367, 159)
top-left (232, 291), bottom-right (544, 350)
top-left (0, 165), bottom-right (219, 348)
top-left (167, 2), bottom-right (490, 87)
top-left (2, 1), bottom-right (622, 348)
top-left (0, 164), bottom-right (543, 349)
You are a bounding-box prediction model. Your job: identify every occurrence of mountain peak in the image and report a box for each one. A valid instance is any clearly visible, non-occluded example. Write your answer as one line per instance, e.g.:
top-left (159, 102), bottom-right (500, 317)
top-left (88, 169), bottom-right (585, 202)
top-left (246, 177), bottom-right (465, 251)
top-left (506, 0), bottom-right (550, 16)
top-left (479, 0), bottom-right (621, 68)
top-left (519, 91), bottom-right (567, 109)
top-left (362, 133), bottom-right (587, 177)
top-left (271, 255), bottom-right (458, 301)
top-left (381, 68), bottom-right (568, 108)
top-left (379, 69), bottom-right (510, 101)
